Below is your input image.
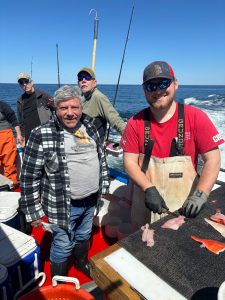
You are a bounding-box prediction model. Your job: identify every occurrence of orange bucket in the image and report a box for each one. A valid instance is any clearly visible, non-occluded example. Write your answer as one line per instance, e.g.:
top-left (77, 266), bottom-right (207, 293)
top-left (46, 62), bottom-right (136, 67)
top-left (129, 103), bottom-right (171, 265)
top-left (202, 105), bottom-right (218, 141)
top-left (17, 284), bottom-right (94, 300)
top-left (17, 275), bottom-right (95, 300)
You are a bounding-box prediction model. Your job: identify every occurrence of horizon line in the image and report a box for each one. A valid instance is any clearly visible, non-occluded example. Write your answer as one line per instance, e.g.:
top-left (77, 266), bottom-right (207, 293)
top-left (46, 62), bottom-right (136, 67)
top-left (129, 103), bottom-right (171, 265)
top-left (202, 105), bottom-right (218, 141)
top-left (0, 82), bottom-right (225, 86)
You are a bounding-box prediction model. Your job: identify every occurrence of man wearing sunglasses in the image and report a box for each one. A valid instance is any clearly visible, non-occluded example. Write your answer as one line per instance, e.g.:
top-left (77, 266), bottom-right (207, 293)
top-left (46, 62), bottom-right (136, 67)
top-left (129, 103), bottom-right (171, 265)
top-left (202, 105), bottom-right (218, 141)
top-left (120, 61), bottom-right (223, 228)
top-left (77, 67), bottom-right (126, 142)
top-left (17, 73), bottom-right (53, 146)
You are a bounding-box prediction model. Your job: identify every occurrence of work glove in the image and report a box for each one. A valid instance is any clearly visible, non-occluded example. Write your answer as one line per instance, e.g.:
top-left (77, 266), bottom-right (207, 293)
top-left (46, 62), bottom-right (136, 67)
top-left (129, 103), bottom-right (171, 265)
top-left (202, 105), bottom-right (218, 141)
top-left (144, 186), bottom-right (169, 214)
top-left (182, 190), bottom-right (208, 218)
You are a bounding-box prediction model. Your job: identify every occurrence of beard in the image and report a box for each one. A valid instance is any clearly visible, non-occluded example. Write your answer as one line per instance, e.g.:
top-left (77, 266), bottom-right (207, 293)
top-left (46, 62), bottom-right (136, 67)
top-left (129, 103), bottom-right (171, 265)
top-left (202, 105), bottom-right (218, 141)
top-left (149, 98), bottom-right (173, 110)
top-left (146, 88), bottom-right (176, 112)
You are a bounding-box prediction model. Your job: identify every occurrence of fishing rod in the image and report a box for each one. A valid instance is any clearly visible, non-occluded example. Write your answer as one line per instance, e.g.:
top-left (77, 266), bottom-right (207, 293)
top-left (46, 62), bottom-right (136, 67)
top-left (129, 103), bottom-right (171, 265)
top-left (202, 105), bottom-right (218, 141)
top-left (106, 3), bottom-right (135, 140)
top-left (89, 9), bottom-right (99, 71)
top-left (30, 56), bottom-right (33, 78)
top-left (56, 43), bottom-right (61, 88)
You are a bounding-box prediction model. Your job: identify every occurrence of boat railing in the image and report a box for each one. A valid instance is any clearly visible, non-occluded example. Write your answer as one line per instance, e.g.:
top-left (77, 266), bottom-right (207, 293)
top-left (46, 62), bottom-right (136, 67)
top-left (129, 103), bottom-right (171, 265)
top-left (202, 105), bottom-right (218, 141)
top-left (216, 167), bottom-right (225, 186)
top-left (198, 162), bottom-right (225, 187)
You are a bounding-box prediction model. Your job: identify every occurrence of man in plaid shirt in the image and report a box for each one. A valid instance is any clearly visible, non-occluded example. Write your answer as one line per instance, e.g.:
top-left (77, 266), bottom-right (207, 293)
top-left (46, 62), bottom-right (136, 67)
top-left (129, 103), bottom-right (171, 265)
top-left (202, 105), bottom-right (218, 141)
top-left (20, 85), bottom-right (110, 278)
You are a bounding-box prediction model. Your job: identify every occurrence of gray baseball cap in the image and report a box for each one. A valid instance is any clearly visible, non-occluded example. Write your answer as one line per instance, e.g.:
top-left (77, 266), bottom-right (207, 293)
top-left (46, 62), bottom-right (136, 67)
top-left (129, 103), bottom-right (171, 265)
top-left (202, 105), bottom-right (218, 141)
top-left (143, 61), bottom-right (175, 83)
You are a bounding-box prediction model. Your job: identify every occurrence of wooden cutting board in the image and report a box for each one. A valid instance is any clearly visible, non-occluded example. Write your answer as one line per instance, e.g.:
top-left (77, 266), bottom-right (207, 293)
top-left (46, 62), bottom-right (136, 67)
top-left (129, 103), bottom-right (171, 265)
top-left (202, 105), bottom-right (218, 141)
top-left (104, 247), bottom-right (186, 300)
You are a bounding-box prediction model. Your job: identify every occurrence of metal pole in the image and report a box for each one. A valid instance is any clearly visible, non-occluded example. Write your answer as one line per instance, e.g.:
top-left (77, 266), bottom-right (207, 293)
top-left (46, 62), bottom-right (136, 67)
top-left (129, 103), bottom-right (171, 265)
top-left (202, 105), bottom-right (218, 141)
top-left (56, 43), bottom-right (61, 88)
top-left (89, 9), bottom-right (99, 71)
top-left (30, 57), bottom-right (33, 78)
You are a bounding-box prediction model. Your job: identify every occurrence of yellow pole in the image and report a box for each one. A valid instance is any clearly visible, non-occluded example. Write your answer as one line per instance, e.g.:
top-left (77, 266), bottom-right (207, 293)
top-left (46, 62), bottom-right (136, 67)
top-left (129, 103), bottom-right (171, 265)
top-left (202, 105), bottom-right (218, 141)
top-left (92, 39), bottom-right (97, 71)
top-left (89, 9), bottom-right (99, 72)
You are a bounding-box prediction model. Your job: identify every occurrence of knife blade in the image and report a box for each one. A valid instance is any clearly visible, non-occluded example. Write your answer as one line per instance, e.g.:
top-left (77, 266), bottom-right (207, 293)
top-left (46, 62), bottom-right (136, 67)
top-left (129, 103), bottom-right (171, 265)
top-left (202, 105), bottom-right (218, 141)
top-left (162, 208), bottom-right (180, 218)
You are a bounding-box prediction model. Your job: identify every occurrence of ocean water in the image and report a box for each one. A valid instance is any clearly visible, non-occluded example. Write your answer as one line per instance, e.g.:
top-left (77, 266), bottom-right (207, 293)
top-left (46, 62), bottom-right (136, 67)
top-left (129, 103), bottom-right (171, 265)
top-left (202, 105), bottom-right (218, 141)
top-left (1, 83), bottom-right (225, 172)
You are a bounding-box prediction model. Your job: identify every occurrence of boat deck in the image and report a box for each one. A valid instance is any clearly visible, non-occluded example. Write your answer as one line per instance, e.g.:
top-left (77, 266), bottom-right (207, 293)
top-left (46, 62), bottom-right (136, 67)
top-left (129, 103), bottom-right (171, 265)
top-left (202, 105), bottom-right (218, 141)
top-left (31, 222), bottom-right (115, 287)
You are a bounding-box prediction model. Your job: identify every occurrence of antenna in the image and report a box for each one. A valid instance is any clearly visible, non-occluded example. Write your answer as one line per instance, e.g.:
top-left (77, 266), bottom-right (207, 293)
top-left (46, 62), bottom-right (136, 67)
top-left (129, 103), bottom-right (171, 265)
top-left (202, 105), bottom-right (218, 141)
top-left (56, 43), bottom-right (61, 87)
top-left (106, 4), bottom-right (135, 140)
top-left (89, 9), bottom-right (99, 71)
top-left (30, 56), bottom-right (33, 78)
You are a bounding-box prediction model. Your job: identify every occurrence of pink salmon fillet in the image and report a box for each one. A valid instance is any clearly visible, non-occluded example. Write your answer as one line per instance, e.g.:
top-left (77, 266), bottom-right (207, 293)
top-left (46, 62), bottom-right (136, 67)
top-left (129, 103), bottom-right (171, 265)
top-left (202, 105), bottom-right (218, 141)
top-left (191, 235), bottom-right (225, 254)
top-left (161, 215), bottom-right (186, 230)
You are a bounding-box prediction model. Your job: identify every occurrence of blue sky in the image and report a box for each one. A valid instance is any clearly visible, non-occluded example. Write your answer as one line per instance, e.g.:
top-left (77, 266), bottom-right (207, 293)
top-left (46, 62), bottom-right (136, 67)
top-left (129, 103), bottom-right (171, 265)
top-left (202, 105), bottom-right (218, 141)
top-left (0, 0), bottom-right (225, 85)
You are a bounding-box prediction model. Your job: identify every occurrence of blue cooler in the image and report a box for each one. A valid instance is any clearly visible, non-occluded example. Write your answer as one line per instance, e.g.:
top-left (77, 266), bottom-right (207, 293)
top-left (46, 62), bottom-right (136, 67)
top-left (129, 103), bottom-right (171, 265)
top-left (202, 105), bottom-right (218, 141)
top-left (0, 264), bottom-right (10, 300)
top-left (0, 223), bottom-right (41, 296)
top-left (0, 192), bottom-right (21, 229)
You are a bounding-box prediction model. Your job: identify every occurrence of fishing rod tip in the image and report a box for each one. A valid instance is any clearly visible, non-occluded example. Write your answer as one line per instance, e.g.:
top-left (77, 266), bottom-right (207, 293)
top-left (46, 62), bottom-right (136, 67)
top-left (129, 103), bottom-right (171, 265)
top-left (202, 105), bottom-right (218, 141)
top-left (89, 8), bottom-right (98, 19)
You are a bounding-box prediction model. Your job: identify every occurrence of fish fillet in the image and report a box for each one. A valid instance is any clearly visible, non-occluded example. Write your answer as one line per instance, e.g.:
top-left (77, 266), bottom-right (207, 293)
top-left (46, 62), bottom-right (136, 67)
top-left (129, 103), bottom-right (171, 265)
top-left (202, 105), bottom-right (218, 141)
top-left (141, 224), bottom-right (155, 247)
top-left (141, 223), bottom-right (149, 242)
top-left (205, 218), bottom-right (225, 237)
top-left (191, 235), bottom-right (225, 254)
top-left (161, 216), bottom-right (185, 230)
top-left (210, 209), bottom-right (225, 225)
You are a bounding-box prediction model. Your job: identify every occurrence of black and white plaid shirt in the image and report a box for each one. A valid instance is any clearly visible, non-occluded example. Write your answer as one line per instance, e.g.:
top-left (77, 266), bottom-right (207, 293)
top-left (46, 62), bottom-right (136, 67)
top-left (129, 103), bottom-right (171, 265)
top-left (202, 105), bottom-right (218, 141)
top-left (20, 112), bottom-right (110, 230)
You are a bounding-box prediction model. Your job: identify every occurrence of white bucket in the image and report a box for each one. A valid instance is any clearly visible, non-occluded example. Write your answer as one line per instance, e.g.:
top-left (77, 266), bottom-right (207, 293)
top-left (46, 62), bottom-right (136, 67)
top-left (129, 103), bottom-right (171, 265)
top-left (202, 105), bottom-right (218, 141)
top-left (0, 192), bottom-right (21, 229)
top-left (117, 222), bottom-right (134, 240)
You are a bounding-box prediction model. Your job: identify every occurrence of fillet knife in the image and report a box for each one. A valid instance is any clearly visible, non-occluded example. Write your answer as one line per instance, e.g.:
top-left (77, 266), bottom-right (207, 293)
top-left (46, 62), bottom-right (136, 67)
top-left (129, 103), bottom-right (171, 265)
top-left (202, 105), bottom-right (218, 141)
top-left (162, 208), bottom-right (180, 218)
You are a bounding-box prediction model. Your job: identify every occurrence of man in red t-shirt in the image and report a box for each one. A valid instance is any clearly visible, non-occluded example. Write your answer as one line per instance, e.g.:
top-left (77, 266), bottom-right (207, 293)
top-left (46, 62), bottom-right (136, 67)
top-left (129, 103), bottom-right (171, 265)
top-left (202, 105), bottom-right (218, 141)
top-left (120, 61), bottom-right (224, 225)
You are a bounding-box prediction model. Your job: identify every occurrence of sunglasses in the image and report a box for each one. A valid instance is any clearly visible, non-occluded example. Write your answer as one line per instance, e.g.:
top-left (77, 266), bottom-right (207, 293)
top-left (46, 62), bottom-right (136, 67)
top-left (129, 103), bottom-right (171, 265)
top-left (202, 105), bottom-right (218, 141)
top-left (77, 74), bottom-right (93, 82)
top-left (144, 79), bottom-right (172, 92)
top-left (18, 79), bottom-right (30, 85)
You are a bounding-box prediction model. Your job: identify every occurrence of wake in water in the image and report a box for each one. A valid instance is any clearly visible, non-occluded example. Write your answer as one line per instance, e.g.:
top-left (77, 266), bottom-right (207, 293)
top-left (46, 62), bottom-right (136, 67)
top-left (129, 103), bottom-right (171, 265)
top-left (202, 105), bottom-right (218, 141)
top-left (109, 93), bottom-right (225, 175)
top-left (185, 94), bottom-right (225, 177)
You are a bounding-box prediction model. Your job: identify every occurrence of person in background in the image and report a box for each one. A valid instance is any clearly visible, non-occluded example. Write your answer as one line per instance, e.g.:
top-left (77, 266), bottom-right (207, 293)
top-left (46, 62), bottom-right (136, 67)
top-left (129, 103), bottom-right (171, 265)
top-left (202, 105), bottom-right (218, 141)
top-left (77, 67), bottom-right (126, 142)
top-left (120, 61), bottom-right (224, 228)
top-left (17, 73), bottom-right (53, 145)
top-left (20, 85), bottom-right (110, 278)
top-left (0, 100), bottom-right (23, 187)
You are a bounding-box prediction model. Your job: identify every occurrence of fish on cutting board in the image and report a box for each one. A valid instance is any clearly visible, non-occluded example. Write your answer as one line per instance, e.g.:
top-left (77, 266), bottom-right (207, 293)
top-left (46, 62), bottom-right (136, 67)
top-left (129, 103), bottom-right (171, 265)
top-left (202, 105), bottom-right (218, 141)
top-left (210, 208), bottom-right (225, 225)
top-left (205, 218), bottom-right (225, 237)
top-left (191, 235), bottom-right (225, 254)
top-left (141, 223), bottom-right (155, 247)
top-left (161, 216), bottom-right (186, 230)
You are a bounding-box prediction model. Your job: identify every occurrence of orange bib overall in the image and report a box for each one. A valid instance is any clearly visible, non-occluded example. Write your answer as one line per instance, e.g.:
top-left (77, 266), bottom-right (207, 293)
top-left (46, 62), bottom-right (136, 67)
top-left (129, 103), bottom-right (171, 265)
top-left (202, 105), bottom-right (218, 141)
top-left (0, 129), bottom-right (18, 185)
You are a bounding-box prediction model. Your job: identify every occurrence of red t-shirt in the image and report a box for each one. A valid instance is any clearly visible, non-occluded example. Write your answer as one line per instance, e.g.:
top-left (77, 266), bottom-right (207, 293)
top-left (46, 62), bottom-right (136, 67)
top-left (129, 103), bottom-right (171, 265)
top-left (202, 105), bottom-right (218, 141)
top-left (120, 103), bottom-right (224, 169)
